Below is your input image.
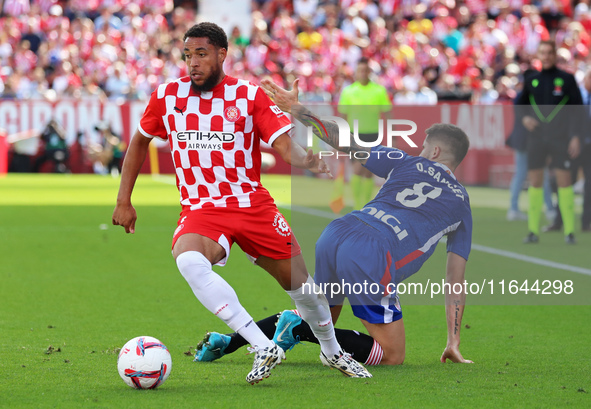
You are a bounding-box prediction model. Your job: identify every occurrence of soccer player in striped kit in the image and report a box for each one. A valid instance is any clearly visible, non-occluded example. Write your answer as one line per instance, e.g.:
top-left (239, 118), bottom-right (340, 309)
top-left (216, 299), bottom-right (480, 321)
top-left (112, 22), bottom-right (371, 383)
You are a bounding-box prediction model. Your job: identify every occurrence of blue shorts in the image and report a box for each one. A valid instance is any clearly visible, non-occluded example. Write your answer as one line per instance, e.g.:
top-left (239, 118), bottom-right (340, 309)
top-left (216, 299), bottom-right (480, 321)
top-left (314, 214), bottom-right (402, 324)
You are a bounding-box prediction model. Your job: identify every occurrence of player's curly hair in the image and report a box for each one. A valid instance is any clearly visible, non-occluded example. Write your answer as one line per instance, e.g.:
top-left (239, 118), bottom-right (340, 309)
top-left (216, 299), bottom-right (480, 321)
top-left (183, 22), bottom-right (228, 50)
top-left (425, 123), bottom-right (470, 167)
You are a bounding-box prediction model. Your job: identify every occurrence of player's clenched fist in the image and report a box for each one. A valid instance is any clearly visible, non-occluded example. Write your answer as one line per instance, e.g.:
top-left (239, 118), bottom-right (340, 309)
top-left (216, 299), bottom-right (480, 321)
top-left (112, 203), bottom-right (137, 234)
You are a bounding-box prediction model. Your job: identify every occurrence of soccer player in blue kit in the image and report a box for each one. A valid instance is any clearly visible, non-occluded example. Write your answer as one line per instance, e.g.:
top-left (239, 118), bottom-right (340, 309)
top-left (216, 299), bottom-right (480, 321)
top-left (196, 79), bottom-right (473, 366)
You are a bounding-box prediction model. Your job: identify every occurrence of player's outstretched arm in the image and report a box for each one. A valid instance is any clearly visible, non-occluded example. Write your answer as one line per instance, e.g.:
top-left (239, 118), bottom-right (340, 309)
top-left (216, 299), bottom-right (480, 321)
top-left (271, 133), bottom-right (332, 177)
top-left (112, 130), bottom-right (152, 234)
top-left (261, 78), bottom-right (370, 164)
top-left (441, 252), bottom-right (473, 364)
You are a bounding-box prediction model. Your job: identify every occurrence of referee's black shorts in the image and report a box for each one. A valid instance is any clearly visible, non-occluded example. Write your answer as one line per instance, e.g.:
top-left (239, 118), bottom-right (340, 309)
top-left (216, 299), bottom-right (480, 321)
top-left (526, 136), bottom-right (573, 170)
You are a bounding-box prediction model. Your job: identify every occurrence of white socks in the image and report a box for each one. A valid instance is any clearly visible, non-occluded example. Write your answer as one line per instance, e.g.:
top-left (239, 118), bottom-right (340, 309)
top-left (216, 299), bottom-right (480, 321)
top-left (176, 252), bottom-right (339, 354)
top-left (286, 275), bottom-right (341, 357)
top-left (176, 251), bottom-right (272, 349)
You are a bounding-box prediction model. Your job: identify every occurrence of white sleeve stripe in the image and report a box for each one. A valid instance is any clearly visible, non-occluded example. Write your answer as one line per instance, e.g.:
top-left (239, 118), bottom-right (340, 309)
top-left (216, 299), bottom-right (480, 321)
top-left (138, 124), bottom-right (167, 141)
top-left (267, 124), bottom-right (293, 146)
top-left (138, 124), bottom-right (156, 138)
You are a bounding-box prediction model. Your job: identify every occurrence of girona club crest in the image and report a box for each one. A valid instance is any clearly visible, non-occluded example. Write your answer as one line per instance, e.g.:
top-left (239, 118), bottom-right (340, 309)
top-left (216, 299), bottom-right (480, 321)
top-left (224, 106), bottom-right (241, 122)
top-left (273, 213), bottom-right (291, 237)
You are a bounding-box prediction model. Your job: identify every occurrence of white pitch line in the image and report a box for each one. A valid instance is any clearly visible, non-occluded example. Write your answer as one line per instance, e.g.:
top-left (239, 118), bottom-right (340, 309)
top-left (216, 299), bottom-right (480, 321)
top-left (148, 174), bottom-right (591, 277)
top-left (288, 204), bottom-right (339, 220)
top-left (280, 203), bottom-right (591, 277)
top-left (470, 244), bottom-right (591, 276)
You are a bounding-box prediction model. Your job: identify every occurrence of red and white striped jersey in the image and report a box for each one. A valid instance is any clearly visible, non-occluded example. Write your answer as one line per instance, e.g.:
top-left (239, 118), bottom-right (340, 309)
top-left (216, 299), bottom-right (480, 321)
top-left (138, 75), bottom-right (292, 210)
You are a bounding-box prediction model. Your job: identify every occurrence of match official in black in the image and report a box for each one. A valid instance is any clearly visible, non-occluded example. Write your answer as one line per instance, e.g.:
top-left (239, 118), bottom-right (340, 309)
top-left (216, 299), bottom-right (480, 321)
top-left (579, 69), bottom-right (591, 232)
top-left (517, 40), bottom-right (583, 244)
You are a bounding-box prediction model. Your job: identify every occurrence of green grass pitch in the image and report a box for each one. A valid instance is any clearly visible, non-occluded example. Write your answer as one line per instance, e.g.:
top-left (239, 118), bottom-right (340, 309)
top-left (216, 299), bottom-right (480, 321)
top-left (0, 174), bottom-right (589, 408)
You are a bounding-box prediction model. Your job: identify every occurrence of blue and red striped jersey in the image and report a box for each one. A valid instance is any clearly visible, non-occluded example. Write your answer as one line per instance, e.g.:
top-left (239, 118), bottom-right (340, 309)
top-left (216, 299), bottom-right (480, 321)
top-left (351, 146), bottom-right (472, 284)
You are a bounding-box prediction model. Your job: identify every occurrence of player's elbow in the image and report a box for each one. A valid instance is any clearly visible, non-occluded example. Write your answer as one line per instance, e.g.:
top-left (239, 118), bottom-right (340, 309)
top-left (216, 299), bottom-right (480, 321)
top-left (279, 151), bottom-right (293, 165)
top-left (271, 134), bottom-right (292, 164)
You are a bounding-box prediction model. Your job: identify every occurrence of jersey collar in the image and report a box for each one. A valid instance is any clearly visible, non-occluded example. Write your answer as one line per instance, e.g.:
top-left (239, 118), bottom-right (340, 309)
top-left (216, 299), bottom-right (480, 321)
top-left (433, 162), bottom-right (457, 180)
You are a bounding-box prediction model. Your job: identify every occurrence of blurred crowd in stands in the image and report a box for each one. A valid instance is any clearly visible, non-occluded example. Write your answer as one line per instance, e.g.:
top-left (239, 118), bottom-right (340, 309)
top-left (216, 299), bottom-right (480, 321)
top-left (1, 0), bottom-right (590, 104)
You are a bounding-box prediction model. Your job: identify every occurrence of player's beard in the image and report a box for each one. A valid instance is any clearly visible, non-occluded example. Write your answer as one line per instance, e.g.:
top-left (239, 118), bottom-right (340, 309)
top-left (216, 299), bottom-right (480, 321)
top-left (191, 64), bottom-right (223, 93)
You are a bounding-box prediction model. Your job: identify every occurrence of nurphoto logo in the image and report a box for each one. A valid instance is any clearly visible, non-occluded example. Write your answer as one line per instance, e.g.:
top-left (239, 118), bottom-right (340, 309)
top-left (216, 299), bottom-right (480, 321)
top-left (305, 116), bottom-right (418, 159)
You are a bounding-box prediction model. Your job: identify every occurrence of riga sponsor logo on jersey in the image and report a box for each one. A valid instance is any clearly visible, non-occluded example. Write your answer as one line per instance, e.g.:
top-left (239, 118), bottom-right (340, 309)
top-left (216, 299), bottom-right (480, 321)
top-left (223, 106), bottom-right (241, 122)
top-left (175, 130), bottom-right (236, 151)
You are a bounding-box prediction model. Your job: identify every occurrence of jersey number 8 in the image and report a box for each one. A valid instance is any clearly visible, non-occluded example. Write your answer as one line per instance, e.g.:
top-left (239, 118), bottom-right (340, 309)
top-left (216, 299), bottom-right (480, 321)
top-left (396, 182), bottom-right (442, 208)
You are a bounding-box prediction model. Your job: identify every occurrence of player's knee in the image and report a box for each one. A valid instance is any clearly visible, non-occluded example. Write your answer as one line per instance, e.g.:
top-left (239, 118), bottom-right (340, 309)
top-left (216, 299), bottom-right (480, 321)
top-left (379, 341), bottom-right (405, 365)
top-left (288, 276), bottom-right (329, 307)
top-left (176, 251), bottom-right (212, 287)
top-left (380, 350), bottom-right (405, 365)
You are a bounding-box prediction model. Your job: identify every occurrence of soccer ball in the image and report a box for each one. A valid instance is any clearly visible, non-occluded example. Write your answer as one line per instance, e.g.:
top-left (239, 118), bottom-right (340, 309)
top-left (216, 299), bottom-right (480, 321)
top-left (117, 336), bottom-right (172, 389)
